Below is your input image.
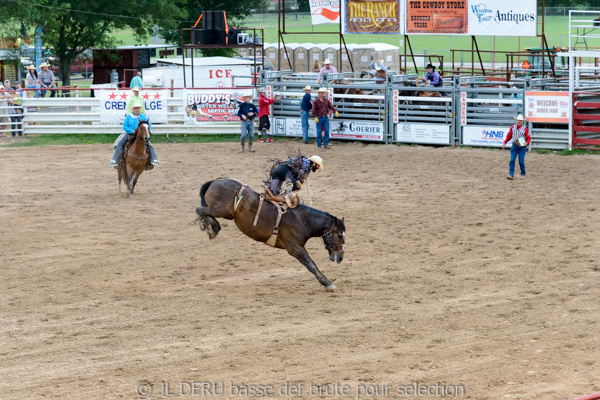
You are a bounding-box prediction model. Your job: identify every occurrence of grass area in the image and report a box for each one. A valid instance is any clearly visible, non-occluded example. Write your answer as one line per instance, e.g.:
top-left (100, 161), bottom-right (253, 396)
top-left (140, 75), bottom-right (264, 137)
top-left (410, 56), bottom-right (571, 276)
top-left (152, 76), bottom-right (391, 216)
top-left (3, 134), bottom-right (243, 147)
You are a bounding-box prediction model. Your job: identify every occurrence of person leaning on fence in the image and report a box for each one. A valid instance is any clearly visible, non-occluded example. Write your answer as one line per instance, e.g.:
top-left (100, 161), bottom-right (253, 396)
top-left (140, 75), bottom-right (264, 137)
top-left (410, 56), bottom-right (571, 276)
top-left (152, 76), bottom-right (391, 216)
top-left (257, 87), bottom-right (281, 143)
top-left (0, 85), bottom-right (10, 137)
top-left (26, 65), bottom-right (40, 98)
top-left (502, 114), bottom-right (531, 180)
top-left (109, 100), bottom-right (160, 169)
top-left (38, 62), bottom-right (56, 98)
top-left (300, 85), bottom-right (313, 144)
top-left (126, 87), bottom-right (145, 115)
top-left (237, 93), bottom-right (258, 153)
top-left (318, 59), bottom-right (337, 84)
top-left (9, 80), bottom-right (24, 137)
top-left (130, 71), bottom-right (143, 89)
top-left (369, 59), bottom-right (388, 84)
top-left (312, 87), bottom-right (338, 150)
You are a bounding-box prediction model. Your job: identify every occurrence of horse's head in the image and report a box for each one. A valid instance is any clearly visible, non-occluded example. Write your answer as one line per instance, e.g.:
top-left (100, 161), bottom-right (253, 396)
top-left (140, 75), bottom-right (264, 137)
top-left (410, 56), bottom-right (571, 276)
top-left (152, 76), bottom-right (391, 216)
top-left (137, 120), bottom-right (151, 143)
top-left (323, 217), bottom-right (345, 264)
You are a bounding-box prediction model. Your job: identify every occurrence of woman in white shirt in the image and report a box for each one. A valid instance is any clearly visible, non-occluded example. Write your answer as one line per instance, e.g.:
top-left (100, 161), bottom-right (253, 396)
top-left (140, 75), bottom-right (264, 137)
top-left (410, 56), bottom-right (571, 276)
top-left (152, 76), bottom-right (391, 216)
top-left (25, 65), bottom-right (40, 98)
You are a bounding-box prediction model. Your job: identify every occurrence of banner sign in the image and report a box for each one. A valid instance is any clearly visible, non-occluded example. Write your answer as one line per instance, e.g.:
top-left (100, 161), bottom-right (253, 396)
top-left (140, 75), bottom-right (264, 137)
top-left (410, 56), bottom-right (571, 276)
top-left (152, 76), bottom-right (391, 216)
top-left (406, 0), bottom-right (468, 34)
top-left (393, 90), bottom-right (399, 123)
top-left (467, 0), bottom-right (537, 37)
top-left (343, 0), bottom-right (403, 34)
top-left (525, 91), bottom-right (570, 123)
top-left (273, 117), bottom-right (384, 142)
top-left (396, 123), bottom-right (450, 144)
top-left (310, 0), bottom-right (340, 24)
top-left (183, 89), bottom-right (247, 124)
top-left (462, 125), bottom-right (509, 147)
top-left (99, 90), bottom-right (167, 124)
top-left (460, 91), bottom-right (467, 126)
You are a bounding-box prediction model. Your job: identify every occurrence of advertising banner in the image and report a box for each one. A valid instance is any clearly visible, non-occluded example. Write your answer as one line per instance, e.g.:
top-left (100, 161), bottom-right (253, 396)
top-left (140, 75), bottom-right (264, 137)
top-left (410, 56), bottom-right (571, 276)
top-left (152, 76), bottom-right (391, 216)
top-left (396, 123), bottom-right (450, 144)
top-left (462, 125), bottom-right (509, 147)
top-left (343, 0), bottom-right (403, 34)
top-left (525, 91), bottom-right (570, 123)
top-left (310, 0), bottom-right (340, 24)
top-left (273, 117), bottom-right (384, 142)
top-left (99, 90), bottom-right (167, 124)
top-left (467, 0), bottom-right (537, 37)
top-left (406, 0), bottom-right (468, 34)
top-left (183, 89), bottom-right (247, 124)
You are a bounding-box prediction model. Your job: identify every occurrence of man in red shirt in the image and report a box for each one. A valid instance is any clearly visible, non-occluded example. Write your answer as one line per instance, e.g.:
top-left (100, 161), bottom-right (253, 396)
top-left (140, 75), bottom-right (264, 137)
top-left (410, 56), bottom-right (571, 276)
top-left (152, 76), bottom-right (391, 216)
top-left (311, 87), bottom-right (338, 149)
top-left (257, 88), bottom-right (281, 143)
top-left (502, 114), bottom-right (531, 179)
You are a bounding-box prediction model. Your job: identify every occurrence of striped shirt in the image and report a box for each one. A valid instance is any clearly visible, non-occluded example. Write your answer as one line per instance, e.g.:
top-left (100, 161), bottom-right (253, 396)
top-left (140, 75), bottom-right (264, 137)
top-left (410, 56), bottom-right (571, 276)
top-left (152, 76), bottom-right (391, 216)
top-left (504, 123), bottom-right (530, 147)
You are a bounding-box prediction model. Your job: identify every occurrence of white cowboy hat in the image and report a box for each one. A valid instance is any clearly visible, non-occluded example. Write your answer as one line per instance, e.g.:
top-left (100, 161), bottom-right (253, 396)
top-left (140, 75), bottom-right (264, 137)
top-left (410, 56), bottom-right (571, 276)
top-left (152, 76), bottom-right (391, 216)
top-left (317, 87), bottom-right (327, 93)
top-left (27, 64), bottom-right (36, 70)
top-left (242, 92), bottom-right (253, 98)
top-left (131, 86), bottom-right (140, 92)
top-left (374, 62), bottom-right (382, 71)
top-left (307, 155), bottom-right (324, 171)
top-left (303, 85), bottom-right (312, 91)
top-left (324, 59), bottom-right (332, 65)
top-left (39, 62), bottom-right (49, 68)
top-left (515, 114), bottom-right (526, 121)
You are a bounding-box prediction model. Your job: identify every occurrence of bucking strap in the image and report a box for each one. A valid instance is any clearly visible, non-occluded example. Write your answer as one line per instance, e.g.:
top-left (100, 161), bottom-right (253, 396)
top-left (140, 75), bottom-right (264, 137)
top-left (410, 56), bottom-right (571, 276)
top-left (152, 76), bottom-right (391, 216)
top-left (249, 195), bottom-right (265, 234)
top-left (266, 205), bottom-right (286, 247)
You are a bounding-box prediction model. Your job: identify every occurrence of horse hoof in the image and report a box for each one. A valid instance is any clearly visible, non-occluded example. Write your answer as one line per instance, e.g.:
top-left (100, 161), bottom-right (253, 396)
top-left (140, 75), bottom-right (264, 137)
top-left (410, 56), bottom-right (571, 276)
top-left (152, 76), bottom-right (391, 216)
top-left (325, 283), bottom-right (336, 291)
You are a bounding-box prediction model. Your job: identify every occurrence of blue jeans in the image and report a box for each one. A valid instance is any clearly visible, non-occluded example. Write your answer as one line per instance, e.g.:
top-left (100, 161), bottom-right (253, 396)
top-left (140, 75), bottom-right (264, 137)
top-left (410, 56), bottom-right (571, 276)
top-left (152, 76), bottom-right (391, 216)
top-left (40, 83), bottom-right (56, 98)
top-left (10, 114), bottom-right (22, 136)
top-left (27, 84), bottom-right (41, 98)
top-left (300, 110), bottom-right (309, 142)
top-left (240, 120), bottom-right (253, 141)
top-left (509, 144), bottom-right (527, 176)
top-left (316, 116), bottom-right (329, 148)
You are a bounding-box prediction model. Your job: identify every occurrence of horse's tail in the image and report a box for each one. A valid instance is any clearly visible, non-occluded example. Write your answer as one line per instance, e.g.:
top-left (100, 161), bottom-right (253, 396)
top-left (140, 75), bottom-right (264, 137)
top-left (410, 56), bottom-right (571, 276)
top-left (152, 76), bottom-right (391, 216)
top-left (200, 180), bottom-right (214, 207)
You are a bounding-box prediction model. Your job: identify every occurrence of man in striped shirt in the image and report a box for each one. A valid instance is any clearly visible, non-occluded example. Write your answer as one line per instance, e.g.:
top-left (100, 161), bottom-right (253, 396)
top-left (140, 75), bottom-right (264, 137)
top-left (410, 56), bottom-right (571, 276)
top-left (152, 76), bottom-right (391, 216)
top-left (502, 114), bottom-right (531, 179)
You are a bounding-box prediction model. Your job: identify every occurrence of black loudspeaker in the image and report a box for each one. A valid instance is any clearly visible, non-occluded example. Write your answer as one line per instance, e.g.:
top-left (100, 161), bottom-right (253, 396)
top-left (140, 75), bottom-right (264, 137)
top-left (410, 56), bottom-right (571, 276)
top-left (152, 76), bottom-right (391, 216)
top-left (192, 28), bottom-right (214, 45)
top-left (213, 11), bottom-right (226, 30)
top-left (214, 30), bottom-right (227, 45)
top-left (203, 11), bottom-right (214, 30)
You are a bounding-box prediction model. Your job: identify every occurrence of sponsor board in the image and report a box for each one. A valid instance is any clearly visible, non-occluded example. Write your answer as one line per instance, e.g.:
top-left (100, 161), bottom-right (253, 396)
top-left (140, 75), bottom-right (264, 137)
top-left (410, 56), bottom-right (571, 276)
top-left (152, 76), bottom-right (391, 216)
top-left (462, 125), bottom-right (509, 147)
top-left (525, 91), bottom-right (570, 123)
top-left (343, 0), bottom-right (403, 34)
top-left (396, 123), bottom-right (450, 145)
top-left (467, 0), bottom-right (537, 37)
top-left (99, 90), bottom-right (167, 124)
top-left (273, 117), bottom-right (318, 138)
top-left (460, 91), bottom-right (467, 126)
top-left (183, 89), bottom-right (247, 124)
top-left (310, 0), bottom-right (340, 24)
top-left (406, 0), bottom-right (468, 34)
top-left (273, 117), bottom-right (384, 141)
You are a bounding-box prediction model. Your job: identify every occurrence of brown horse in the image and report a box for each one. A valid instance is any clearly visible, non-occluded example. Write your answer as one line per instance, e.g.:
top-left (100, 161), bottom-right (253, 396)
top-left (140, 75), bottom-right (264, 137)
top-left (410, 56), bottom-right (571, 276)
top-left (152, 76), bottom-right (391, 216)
top-left (118, 121), bottom-right (150, 198)
top-left (195, 178), bottom-right (346, 290)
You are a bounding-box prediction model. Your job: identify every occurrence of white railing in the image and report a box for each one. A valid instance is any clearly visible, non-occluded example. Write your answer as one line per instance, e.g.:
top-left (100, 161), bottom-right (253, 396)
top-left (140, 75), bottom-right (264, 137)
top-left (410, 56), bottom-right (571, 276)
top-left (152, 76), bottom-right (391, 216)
top-left (569, 10), bottom-right (600, 50)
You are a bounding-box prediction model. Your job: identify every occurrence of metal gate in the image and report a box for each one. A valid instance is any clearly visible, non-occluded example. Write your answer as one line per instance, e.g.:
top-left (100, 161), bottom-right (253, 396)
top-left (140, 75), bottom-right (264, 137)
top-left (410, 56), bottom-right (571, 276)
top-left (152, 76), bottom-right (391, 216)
top-left (572, 91), bottom-right (600, 149)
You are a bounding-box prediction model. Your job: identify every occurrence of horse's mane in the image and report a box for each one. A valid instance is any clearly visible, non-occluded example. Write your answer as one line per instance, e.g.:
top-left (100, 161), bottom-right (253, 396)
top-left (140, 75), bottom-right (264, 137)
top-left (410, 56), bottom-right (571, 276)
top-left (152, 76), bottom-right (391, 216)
top-left (298, 204), bottom-right (343, 230)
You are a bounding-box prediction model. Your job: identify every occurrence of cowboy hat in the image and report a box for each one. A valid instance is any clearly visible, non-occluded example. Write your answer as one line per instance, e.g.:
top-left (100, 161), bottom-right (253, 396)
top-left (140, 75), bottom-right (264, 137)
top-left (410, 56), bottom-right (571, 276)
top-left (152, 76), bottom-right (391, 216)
top-left (131, 100), bottom-right (144, 108)
top-left (132, 86), bottom-right (141, 91)
top-left (27, 64), bottom-right (36, 70)
top-left (324, 59), bottom-right (332, 65)
top-left (514, 114), bottom-right (526, 121)
top-left (258, 87), bottom-right (266, 93)
top-left (317, 87), bottom-right (327, 93)
top-left (303, 85), bottom-right (312, 91)
top-left (242, 92), bottom-right (253, 98)
top-left (39, 62), bottom-right (49, 68)
top-left (426, 63), bottom-right (435, 70)
top-left (374, 62), bottom-right (382, 71)
top-left (307, 155), bottom-right (324, 171)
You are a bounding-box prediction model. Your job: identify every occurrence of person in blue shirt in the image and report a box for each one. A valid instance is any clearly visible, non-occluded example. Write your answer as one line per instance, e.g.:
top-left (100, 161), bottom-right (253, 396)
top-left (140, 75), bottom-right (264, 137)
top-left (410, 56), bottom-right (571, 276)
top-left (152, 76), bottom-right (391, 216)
top-left (129, 71), bottom-right (143, 89)
top-left (300, 85), bottom-right (313, 144)
top-left (237, 93), bottom-right (258, 153)
top-left (109, 101), bottom-right (160, 169)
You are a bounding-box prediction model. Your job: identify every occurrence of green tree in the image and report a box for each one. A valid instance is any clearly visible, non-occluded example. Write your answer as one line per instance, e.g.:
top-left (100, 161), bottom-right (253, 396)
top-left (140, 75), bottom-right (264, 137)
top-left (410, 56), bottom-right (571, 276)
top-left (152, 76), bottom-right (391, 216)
top-left (0, 0), bottom-right (184, 88)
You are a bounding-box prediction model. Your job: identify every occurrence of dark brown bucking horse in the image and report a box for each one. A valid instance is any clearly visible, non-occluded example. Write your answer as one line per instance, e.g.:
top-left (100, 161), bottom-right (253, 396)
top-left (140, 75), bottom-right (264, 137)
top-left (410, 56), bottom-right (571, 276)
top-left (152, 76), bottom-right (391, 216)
top-left (118, 121), bottom-right (150, 198)
top-left (195, 178), bottom-right (346, 291)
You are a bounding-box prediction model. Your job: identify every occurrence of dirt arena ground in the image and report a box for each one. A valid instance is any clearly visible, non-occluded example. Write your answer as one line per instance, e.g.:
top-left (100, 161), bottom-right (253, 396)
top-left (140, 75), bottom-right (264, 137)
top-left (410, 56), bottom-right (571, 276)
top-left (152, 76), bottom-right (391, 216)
top-left (1, 140), bottom-right (599, 400)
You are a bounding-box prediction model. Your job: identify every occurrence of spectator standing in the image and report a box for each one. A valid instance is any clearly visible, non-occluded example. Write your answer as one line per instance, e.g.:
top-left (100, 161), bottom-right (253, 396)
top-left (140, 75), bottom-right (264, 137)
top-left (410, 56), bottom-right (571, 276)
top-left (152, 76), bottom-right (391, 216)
top-left (129, 71), bottom-right (143, 89)
top-left (25, 65), bottom-right (40, 98)
top-left (9, 81), bottom-right (24, 137)
top-left (502, 114), bottom-right (531, 180)
top-left (38, 62), bottom-right (56, 97)
top-left (318, 59), bottom-right (337, 83)
top-left (300, 85), bottom-right (313, 144)
top-left (257, 88), bottom-right (281, 143)
top-left (126, 87), bottom-right (145, 114)
top-left (311, 87), bottom-right (338, 149)
top-left (237, 93), bottom-right (258, 153)
top-left (0, 85), bottom-right (10, 137)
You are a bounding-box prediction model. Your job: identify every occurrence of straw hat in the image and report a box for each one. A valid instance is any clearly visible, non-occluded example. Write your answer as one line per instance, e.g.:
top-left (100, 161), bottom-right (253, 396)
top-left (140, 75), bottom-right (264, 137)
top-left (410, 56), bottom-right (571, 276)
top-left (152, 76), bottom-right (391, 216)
top-left (307, 155), bottom-right (324, 171)
top-left (27, 64), bottom-right (36, 70)
top-left (131, 100), bottom-right (143, 108)
top-left (242, 92), bottom-right (253, 98)
top-left (132, 86), bottom-right (140, 92)
top-left (514, 114), bottom-right (526, 121)
top-left (40, 62), bottom-right (49, 68)
top-left (317, 87), bottom-right (327, 93)
top-left (303, 85), bottom-right (312, 91)
top-left (324, 59), bottom-right (332, 65)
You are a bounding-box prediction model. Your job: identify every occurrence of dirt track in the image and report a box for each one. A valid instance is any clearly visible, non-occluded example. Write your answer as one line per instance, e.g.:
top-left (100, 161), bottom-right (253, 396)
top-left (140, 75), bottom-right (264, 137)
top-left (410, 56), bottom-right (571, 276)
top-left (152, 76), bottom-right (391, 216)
top-left (1, 141), bottom-right (599, 400)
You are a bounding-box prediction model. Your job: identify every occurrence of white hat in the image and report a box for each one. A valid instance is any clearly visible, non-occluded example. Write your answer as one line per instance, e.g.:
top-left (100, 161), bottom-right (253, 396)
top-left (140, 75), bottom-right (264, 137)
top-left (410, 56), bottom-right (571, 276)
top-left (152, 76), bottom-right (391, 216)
top-left (40, 62), bottom-right (49, 68)
top-left (303, 85), bottom-right (312, 91)
top-left (515, 114), bottom-right (525, 121)
top-left (27, 64), bottom-right (36, 70)
top-left (374, 62), bottom-right (382, 71)
top-left (242, 92), bottom-right (253, 98)
top-left (258, 87), bottom-right (266, 93)
top-left (132, 86), bottom-right (140, 92)
top-left (307, 155), bottom-right (324, 171)
top-left (317, 87), bottom-right (327, 93)
top-left (324, 59), bottom-right (332, 65)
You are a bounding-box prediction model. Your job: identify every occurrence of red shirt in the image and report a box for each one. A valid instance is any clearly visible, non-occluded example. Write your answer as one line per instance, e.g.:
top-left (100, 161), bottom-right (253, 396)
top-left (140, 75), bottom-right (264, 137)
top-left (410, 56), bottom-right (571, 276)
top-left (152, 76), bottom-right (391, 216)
top-left (311, 96), bottom-right (336, 117)
top-left (258, 94), bottom-right (275, 117)
top-left (503, 124), bottom-right (531, 146)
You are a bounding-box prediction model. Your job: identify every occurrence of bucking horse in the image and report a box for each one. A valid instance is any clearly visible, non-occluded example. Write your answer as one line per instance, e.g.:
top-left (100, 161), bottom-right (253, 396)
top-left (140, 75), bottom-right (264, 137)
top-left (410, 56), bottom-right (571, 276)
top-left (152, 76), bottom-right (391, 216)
top-left (195, 178), bottom-right (345, 290)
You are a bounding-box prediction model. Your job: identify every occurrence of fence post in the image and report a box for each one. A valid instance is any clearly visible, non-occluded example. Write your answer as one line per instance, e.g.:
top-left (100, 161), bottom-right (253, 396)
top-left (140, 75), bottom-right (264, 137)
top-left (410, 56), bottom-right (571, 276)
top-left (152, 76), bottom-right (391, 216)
top-left (453, 75), bottom-right (461, 146)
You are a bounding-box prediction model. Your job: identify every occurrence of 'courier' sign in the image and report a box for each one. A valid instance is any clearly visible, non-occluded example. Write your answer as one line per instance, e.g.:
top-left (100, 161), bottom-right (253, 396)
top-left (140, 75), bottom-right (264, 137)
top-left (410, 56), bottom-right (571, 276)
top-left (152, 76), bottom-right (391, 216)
top-left (343, 0), bottom-right (403, 34)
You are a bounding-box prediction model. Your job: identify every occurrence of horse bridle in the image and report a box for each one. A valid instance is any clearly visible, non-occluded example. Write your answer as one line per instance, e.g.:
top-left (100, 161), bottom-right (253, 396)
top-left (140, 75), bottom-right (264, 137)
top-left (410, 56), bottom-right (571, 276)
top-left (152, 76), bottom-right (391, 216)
top-left (322, 222), bottom-right (345, 253)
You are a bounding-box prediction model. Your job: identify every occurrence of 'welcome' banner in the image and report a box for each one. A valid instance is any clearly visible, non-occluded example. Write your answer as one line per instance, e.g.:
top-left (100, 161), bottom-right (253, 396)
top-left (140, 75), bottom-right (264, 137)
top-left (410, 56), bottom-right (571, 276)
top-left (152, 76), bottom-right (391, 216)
top-left (310, 0), bottom-right (340, 24)
top-left (342, 0), bottom-right (403, 34)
